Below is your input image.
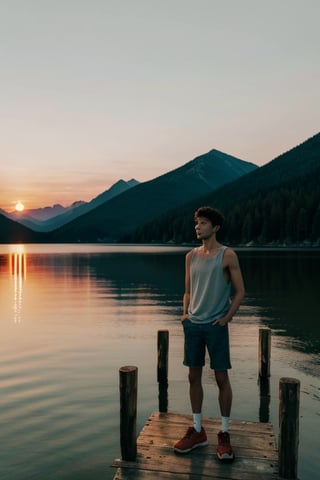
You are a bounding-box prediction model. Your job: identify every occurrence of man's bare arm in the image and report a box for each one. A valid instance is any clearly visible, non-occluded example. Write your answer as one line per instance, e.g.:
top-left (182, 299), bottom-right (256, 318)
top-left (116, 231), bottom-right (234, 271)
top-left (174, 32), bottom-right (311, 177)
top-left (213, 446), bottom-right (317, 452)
top-left (181, 250), bottom-right (193, 320)
top-left (213, 249), bottom-right (245, 326)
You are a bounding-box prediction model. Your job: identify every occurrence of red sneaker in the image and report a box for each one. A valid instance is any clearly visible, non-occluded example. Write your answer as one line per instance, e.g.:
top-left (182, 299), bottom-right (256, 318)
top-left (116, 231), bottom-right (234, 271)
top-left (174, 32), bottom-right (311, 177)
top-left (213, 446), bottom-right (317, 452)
top-left (216, 431), bottom-right (234, 461)
top-left (174, 427), bottom-right (208, 453)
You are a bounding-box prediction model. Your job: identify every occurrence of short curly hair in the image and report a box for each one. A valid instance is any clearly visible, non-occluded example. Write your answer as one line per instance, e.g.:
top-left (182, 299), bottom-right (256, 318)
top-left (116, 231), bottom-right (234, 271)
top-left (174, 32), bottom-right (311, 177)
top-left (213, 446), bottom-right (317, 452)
top-left (194, 206), bottom-right (224, 227)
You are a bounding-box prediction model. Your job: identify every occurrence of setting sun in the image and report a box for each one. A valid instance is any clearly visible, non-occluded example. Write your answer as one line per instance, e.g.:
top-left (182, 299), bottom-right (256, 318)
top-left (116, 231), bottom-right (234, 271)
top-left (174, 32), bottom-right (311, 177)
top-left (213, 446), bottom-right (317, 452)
top-left (15, 202), bottom-right (25, 212)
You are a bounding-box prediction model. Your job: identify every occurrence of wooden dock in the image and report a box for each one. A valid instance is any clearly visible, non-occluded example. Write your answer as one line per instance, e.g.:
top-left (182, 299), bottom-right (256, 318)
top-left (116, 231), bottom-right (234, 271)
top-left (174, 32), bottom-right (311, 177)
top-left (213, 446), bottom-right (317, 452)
top-left (112, 411), bottom-right (282, 479)
top-left (112, 334), bottom-right (300, 479)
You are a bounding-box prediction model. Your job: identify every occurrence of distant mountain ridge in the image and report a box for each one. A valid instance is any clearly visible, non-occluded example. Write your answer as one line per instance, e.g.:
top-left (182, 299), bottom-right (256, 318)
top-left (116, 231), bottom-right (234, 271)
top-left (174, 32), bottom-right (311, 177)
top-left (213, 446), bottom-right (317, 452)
top-left (1, 133), bottom-right (319, 245)
top-left (3, 178), bottom-right (139, 232)
top-left (48, 150), bottom-right (257, 242)
top-left (12, 204), bottom-right (71, 221)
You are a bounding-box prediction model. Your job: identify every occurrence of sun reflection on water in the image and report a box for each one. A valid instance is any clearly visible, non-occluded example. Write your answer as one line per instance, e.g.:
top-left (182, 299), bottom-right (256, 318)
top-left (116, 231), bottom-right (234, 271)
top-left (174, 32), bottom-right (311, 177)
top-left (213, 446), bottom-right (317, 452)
top-left (9, 245), bottom-right (27, 323)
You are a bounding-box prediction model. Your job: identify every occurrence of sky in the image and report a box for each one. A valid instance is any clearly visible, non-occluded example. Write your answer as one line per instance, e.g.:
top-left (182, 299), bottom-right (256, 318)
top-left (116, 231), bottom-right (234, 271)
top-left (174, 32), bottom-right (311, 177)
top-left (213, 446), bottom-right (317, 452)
top-left (1, 0), bottom-right (319, 212)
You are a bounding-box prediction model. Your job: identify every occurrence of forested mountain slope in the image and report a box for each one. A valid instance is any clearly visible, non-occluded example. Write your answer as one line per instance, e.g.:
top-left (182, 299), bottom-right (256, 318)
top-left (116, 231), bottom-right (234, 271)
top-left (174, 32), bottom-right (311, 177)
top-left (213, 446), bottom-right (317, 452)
top-left (124, 133), bottom-right (320, 245)
top-left (48, 150), bottom-right (256, 242)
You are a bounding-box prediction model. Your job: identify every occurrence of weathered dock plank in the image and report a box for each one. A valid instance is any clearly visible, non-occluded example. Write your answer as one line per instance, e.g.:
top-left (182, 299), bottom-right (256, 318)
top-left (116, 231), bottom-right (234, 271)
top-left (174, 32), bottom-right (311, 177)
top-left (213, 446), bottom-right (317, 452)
top-left (112, 412), bottom-right (281, 479)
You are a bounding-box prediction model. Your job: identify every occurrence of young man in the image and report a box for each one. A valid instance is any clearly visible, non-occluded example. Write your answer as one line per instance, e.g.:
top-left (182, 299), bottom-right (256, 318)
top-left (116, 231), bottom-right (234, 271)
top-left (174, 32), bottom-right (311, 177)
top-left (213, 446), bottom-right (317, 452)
top-left (174, 206), bottom-right (245, 461)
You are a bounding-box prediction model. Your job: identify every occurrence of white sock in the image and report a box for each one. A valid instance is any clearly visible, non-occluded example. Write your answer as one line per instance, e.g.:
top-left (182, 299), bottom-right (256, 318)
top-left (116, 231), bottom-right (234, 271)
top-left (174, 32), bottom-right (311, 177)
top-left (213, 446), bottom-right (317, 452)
top-left (193, 413), bottom-right (202, 432)
top-left (221, 416), bottom-right (229, 432)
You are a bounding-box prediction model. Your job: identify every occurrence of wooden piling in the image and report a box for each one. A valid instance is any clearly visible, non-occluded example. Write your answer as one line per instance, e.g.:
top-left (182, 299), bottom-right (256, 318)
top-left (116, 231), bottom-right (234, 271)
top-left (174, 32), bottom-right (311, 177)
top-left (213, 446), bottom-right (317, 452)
top-left (259, 327), bottom-right (271, 378)
top-left (157, 330), bottom-right (169, 412)
top-left (259, 376), bottom-right (270, 423)
top-left (278, 377), bottom-right (300, 479)
top-left (119, 366), bottom-right (138, 461)
top-left (157, 330), bottom-right (169, 383)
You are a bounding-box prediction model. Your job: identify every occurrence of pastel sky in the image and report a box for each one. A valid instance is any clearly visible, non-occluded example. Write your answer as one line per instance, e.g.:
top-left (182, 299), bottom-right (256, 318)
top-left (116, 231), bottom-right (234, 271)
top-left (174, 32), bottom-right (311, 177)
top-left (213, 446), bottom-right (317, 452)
top-left (1, 0), bottom-right (319, 211)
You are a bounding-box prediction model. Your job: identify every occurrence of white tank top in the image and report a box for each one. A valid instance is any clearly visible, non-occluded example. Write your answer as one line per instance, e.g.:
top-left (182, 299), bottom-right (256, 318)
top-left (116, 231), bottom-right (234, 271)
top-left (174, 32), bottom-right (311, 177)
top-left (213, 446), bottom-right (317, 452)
top-left (188, 246), bottom-right (231, 324)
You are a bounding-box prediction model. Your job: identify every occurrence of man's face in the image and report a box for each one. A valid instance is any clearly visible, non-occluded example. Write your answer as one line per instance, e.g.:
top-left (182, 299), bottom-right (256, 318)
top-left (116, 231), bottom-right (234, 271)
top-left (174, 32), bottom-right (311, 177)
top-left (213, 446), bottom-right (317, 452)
top-left (194, 216), bottom-right (215, 240)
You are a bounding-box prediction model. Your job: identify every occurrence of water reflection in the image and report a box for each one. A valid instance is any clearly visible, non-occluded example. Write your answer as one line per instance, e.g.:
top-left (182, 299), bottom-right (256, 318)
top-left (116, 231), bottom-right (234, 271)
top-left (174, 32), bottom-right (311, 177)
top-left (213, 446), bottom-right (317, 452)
top-left (238, 249), bottom-right (320, 356)
top-left (1, 246), bottom-right (319, 357)
top-left (0, 245), bottom-right (319, 480)
top-left (9, 245), bottom-right (27, 323)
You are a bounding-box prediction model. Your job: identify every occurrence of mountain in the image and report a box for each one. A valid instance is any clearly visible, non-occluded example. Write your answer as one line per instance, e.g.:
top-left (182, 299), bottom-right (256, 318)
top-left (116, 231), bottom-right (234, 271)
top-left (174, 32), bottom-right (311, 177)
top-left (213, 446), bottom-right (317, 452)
top-left (2, 134), bottom-right (319, 245)
top-left (0, 214), bottom-right (46, 243)
top-left (48, 150), bottom-right (257, 242)
top-left (9, 203), bottom-right (70, 221)
top-left (4, 178), bottom-right (140, 232)
top-left (5, 202), bottom-right (85, 231)
top-left (201, 131), bottom-right (320, 212)
top-left (126, 132), bottom-right (320, 245)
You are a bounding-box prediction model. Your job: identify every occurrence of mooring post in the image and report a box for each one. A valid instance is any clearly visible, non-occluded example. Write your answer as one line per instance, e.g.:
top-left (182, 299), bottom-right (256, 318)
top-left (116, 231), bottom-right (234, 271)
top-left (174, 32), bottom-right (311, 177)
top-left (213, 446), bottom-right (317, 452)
top-left (119, 366), bottom-right (138, 461)
top-left (278, 377), bottom-right (300, 479)
top-left (157, 330), bottom-right (169, 412)
top-left (157, 330), bottom-right (169, 383)
top-left (258, 376), bottom-right (270, 423)
top-left (259, 327), bottom-right (271, 378)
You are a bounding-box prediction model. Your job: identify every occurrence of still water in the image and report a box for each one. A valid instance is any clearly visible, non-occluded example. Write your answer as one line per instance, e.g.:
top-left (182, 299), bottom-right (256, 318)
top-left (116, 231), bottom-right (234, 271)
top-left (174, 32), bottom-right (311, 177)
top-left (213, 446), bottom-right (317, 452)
top-left (0, 244), bottom-right (319, 480)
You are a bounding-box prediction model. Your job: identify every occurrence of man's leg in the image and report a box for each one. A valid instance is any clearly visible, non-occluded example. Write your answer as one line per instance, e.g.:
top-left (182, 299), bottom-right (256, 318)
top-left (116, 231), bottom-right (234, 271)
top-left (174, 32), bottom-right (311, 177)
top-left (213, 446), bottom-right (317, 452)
top-left (174, 366), bottom-right (208, 453)
top-left (214, 370), bottom-right (232, 420)
top-left (215, 370), bottom-right (234, 461)
top-left (189, 367), bottom-right (203, 432)
top-left (189, 367), bottom-right (203, 414)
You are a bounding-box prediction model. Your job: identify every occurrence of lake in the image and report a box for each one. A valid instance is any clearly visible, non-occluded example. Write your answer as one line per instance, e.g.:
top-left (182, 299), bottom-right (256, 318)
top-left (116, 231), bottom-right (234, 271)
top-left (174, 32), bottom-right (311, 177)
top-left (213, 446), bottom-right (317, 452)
top-left (0, 244), bottom-right (319, 480)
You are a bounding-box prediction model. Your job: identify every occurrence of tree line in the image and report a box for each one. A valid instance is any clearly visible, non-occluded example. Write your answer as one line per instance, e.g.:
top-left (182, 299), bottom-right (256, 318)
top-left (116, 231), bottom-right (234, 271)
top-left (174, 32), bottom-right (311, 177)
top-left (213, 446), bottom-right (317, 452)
top-left (123, 168), bottom-right (320, 246)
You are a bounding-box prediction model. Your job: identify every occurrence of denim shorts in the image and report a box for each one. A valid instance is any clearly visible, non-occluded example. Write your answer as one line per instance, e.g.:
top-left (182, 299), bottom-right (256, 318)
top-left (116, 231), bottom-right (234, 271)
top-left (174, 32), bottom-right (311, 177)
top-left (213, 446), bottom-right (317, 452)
top-left (182, 319), bottom-right (231, 370)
